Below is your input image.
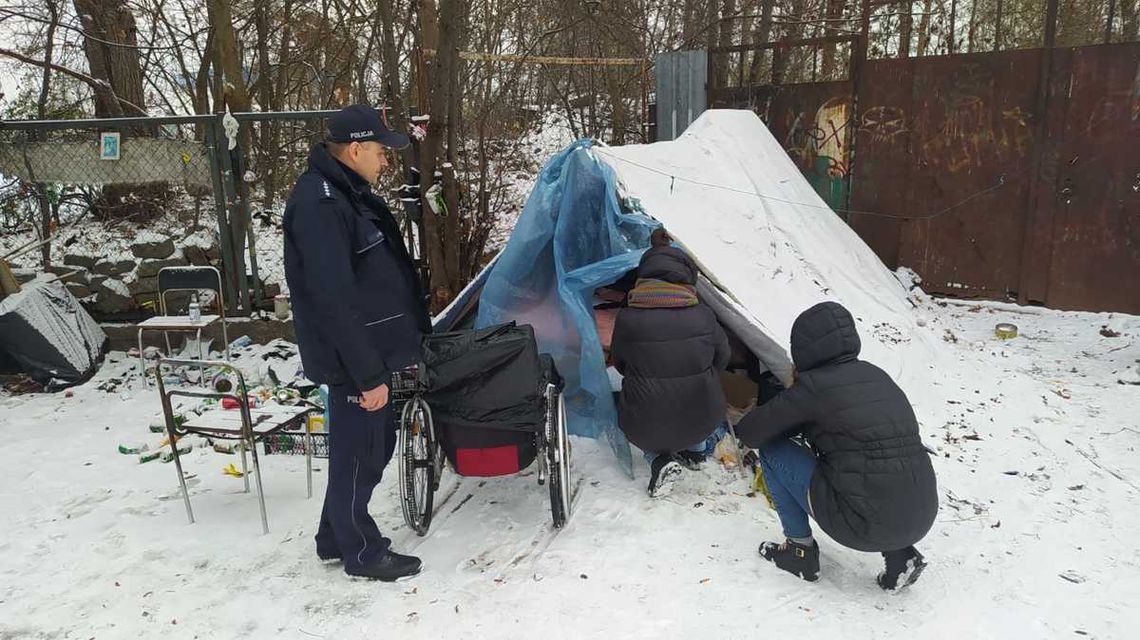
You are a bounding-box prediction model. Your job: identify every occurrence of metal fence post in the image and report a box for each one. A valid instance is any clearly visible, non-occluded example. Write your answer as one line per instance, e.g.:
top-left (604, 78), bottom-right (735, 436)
top-left (212, 114), bottom-right (250, 315)
top-left (205, 118), bottom-right (241, 316)
top-left (232, 121), bottom-right (263, 310)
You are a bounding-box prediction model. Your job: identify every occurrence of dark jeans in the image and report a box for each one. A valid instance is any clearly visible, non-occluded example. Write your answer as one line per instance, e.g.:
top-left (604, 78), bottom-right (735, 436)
top-left (758, 438), bottom-right (817, 539)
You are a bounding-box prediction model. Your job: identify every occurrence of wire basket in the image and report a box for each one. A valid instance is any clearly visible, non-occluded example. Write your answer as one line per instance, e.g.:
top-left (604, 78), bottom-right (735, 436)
top-left (263, 432), bottom-right (328, 458)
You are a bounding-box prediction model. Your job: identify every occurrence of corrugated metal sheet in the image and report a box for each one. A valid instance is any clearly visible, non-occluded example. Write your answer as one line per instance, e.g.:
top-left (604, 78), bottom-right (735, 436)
top-left (654, 50), bottom-right (708, 141)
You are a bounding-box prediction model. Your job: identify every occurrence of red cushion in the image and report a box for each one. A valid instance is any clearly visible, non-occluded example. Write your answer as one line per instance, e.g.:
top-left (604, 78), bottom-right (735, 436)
top-left (455, 445), bottom-right (520, 477)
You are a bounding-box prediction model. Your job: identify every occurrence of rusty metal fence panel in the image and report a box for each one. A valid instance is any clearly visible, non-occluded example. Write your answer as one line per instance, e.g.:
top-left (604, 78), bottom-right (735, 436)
top-left (712, 42), bottom-right (1140, 313)
top-left (848, 58), bottom-right (914, 268)
top-left (894, 50), bottom-right (1041, 301)
top-left (1041, 44), bottom-right (1140, 313)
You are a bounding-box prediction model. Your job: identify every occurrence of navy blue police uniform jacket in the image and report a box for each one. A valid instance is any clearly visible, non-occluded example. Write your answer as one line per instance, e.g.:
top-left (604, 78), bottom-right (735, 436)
top-left (283, 143), bottom-right (430, 391)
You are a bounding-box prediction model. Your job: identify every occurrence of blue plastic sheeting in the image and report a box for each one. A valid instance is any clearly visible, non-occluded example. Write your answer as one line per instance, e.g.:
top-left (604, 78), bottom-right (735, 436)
top-left (475, 140), bottom-right (658, 478)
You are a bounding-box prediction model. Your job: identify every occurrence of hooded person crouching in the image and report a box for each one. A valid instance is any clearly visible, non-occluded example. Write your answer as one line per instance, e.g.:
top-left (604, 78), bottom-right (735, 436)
top-left (735, 301), bottom-right (938, 590)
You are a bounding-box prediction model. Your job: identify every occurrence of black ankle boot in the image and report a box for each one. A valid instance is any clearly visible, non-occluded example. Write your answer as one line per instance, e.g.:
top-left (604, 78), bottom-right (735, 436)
top-left (759, 539), bottom-right (820, 582)
top-left (647, 455), bottom-right (683, 498)
top-left (877, 546), bottom-right (927, 591)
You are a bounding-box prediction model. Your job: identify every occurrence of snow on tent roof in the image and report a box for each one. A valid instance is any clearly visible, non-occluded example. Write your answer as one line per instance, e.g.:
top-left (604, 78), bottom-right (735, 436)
top-left (448, 109), bottom-right (929, 476)
top-left (595, 109), bottom-right (926, 379)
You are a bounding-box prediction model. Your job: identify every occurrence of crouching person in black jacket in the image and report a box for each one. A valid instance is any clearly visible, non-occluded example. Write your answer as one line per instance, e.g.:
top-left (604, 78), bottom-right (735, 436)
top-left (735, 302), bottom-right (938, 590)
top-left (611, 230), bottom-right (731, 498)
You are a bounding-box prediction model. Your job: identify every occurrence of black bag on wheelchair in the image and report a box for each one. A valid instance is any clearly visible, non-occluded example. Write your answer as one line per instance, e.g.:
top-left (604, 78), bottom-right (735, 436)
top-left (421, 322), bottom-right (552, 477)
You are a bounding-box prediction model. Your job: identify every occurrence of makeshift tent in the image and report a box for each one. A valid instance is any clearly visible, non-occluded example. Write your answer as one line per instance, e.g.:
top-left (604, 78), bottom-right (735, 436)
top-left (0, 274), bottom-right (108, 389)
top-left (435, 109), bottom-right (928, 476)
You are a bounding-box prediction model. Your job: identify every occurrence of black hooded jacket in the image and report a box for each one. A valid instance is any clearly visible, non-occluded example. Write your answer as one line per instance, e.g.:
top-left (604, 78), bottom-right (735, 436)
top-left (283, 143), bottom-right (430, 391)
top-left (735, 302), bottom-right (938, 552)
top-left (611, 246), bottom-right (730, 454)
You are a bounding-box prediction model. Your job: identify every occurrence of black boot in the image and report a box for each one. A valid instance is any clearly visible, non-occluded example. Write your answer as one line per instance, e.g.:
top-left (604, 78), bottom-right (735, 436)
top-left (759, 539), bottom-right (820, 582)
top-left (877, 546), bottom-right (927, 591)
top-left (345, 551), bottom-right (423, 582)
top-left (647, 455), bottom-right (683, 498)
top-left (317, 548), bottom-right (342, 562)
top-left (673, 449), bottom-right (707, 470)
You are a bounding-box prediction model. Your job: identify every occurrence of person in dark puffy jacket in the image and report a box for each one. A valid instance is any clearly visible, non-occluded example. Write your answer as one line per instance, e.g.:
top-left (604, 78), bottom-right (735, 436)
top-left (735, 301), bottom-right (938, 591)
top-left (610, 230), bottom-right (731, 498)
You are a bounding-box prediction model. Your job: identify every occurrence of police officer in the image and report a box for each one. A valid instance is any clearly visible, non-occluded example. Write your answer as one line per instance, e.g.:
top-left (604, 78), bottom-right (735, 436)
top-left (284, 104), bottom-right (430, 581)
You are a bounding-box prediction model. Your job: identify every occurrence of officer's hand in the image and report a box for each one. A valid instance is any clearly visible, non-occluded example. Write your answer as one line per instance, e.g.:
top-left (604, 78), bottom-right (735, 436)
top-left (360, 383), bottom-right (390, 411)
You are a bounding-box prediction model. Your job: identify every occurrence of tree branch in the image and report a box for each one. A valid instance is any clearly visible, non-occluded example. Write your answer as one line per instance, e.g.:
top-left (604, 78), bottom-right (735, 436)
top-left (0, 46), bottom-right (147, 116)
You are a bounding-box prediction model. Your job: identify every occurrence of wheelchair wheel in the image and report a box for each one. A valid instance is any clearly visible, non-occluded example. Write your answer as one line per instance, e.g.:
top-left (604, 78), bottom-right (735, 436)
top-left (399, 395), bottom-right (437, 536)
top-left (548, 391), bottom-right (572, 528)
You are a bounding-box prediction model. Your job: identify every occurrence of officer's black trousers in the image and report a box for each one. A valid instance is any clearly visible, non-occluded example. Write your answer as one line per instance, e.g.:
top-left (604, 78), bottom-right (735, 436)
top-left (314, 381), bottom-right (398, 571)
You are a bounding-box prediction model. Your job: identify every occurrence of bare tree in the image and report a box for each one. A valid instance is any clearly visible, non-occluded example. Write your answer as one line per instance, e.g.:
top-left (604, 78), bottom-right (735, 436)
top-left (72, 0), bottom-right (147, 118)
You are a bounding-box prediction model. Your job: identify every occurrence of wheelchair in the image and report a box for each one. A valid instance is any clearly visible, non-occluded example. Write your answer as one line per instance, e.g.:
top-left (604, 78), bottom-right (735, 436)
top-left (394, 322), bottom-right (572, 535)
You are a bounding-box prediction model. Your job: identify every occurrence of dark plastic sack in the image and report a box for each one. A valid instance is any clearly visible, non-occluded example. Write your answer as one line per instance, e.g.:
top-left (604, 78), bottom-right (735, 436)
top-left (422, 323), bottom-right (547, 476)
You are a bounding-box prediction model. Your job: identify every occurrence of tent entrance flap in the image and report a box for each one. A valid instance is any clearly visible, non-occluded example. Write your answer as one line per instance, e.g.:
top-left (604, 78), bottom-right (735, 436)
top-left (474, 141), bottom-right (658, 478)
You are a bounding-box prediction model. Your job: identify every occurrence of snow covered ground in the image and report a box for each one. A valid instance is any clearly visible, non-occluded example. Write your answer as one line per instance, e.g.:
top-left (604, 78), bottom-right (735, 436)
top-left (1, 298), bottom-right (1138, 639)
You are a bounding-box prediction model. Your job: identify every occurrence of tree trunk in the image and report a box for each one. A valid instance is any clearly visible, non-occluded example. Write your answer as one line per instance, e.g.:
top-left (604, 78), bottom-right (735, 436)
top-left (967, 0), bottom-right (978, 51)
top-left (749, 0), bottom-right (776, 83)
top-left (206, 0), bottom-right (252, 115)
top-left (195, 31), bottom-right (214, 115)
top-left (682, 0), bottom-right (699, 44)
top-left (73, 0), bottom-right (159, 221)
top-left (36, 1), bottom-right (60, 268)
top-left (820, 0), bottom-right (846, 79)
top-left (900, 1), bottom-right (913, 56)
top-left (416, 0), bottom-right (460, 310)
top-left (602, 0), bottom-right (633, 143)
top-left (705, 0), bottom-right (720, 53)
top-left (377, 0), bottom-right (407, 130)
top-left (207, 0), bottom-right (253, 311)
top-left (917, 0), bottom-right (935, 56)
top-left (442, 1), bottom-right (466, 287)
top-left (715, 0), bottom-right (735, 87)
top-left (1124, 0), bottom-right (1139, 39)
top-left (73, 0), bottom-right (146, 118)
top-left (254, 0), bottom-right (276, 209)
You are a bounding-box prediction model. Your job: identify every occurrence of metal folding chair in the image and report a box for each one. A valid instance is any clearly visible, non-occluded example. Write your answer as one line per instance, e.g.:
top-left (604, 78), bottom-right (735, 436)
top-left (136, 266), bottom-right (231, 385)
top-left (156, 358), bottom-right (314, 534)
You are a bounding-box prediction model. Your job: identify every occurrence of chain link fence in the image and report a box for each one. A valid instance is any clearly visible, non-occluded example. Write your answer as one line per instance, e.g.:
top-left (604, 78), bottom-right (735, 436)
top-left (0, 115), bottom-right (247, 319)
top-left (0, 110), bottom-right (424, 321)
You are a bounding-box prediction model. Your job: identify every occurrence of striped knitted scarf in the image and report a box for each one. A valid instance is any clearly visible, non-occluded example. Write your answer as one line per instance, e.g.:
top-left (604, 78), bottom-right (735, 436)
top-left (627, 278), bottom-right (699, 309)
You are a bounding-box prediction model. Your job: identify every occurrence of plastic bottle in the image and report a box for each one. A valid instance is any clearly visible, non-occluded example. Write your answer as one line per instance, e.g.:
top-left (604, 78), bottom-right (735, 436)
top-left (188, 294), bottom-right (202, 323)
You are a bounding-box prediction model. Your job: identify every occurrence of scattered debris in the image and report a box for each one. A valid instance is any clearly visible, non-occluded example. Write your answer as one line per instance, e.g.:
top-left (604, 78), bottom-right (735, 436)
top-left (1058, 570), bottom-right (1086, 584)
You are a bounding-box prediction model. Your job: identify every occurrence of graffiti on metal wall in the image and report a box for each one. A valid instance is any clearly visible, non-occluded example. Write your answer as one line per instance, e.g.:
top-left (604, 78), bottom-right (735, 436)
top-left (1085, 61), bottom-right (1140, 142)
top-left (859, 106), bottom-right (909, 147)
top-left (781, 97), bottom-right (850, 210)
top-left (918, 96), bottom-right (1033, 174)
